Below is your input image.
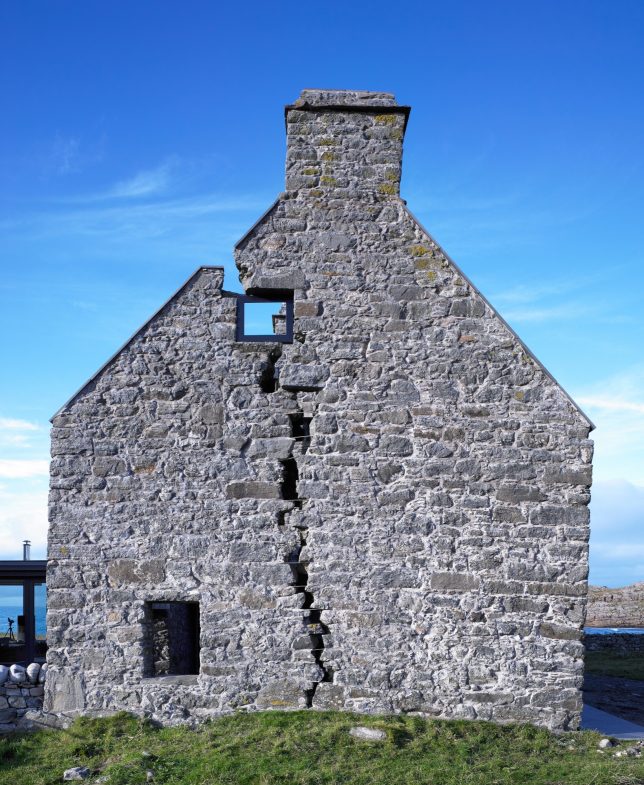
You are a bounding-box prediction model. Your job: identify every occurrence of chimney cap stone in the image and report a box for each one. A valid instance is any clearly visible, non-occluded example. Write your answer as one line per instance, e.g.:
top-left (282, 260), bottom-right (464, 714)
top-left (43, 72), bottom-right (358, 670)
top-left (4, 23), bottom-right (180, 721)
top-left (284, 89), bottom-right (410, 132)
top-left (293, 89), bottom-right (399, 107)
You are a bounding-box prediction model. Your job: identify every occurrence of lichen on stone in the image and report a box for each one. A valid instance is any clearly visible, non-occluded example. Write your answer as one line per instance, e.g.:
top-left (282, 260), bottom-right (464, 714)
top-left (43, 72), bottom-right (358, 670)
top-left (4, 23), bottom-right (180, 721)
top-left (410, 244), bottom-right (430, 257)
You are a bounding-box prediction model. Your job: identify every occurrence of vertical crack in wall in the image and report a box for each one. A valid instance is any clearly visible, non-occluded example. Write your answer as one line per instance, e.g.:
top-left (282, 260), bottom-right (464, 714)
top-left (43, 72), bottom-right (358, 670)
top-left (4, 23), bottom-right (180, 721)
top-left (281, 409), bottom-right (332, 707)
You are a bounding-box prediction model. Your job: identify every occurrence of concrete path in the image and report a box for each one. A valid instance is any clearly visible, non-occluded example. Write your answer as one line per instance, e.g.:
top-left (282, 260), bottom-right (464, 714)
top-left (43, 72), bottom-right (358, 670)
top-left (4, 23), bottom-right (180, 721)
top-left (581, 704), bottom-right (644, 739)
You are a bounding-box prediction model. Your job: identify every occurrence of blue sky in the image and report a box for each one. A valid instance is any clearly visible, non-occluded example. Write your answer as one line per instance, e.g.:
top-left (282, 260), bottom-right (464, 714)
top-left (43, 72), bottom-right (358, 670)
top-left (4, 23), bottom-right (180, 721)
top-left (0, 1), bottom-right (643, 587)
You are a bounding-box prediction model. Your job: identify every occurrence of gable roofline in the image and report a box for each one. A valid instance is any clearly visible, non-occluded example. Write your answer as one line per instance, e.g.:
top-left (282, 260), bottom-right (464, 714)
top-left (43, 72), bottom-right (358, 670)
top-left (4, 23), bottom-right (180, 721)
top-left (402, 202), bottom-right (595, 431)
top-left (234, 196), bottom-right (282, 251)
top-left (50, 266), bottom-right (228, 422)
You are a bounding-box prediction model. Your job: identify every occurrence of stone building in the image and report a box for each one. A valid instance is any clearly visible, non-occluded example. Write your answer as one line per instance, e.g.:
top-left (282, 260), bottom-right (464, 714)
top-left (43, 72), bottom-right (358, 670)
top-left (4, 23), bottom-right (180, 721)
top-left (46, 89), bottom-right (594, 730)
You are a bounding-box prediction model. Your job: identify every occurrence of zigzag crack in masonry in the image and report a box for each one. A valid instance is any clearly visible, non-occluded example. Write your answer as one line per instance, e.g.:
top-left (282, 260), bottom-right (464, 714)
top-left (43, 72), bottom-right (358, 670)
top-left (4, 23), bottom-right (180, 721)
top-left (259, 346), bottom-right (282, 393)
top-left (281, 410), bottom-right (332, 706)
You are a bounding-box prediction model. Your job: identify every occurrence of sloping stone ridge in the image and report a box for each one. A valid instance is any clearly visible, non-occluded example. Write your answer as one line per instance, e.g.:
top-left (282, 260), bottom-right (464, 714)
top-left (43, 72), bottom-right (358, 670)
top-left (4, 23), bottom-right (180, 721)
top-left (587, 583), bottom-right (644, 628)
top-left (47, 89), bottom-right (593, 731)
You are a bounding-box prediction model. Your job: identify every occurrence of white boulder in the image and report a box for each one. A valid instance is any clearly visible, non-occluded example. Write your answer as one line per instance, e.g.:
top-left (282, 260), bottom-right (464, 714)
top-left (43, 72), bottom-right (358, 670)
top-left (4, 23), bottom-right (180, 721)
top-left (0, 665), bottom-right (9, 685)
top-left (63, 767), bottom-right (91, 781)
top-left (26, 663), bottom-right (41, 683)
top-left (38, 663), bottom-right (48, 683)
top-left (9, 663), bottom-right (26, 684)
top-left (349, 726), bottom-right (387, 741)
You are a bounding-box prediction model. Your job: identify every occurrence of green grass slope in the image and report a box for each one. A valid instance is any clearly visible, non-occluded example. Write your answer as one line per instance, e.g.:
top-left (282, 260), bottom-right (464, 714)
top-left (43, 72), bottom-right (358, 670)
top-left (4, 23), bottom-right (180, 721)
top-left (586, 650), bottom-right (644, 681)
top-left (0, 711), bottom-right (642, 785)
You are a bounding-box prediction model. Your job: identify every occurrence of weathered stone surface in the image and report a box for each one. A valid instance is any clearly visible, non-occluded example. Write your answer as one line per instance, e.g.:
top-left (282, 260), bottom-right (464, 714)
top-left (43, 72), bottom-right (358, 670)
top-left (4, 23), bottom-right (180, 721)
top-left (9, 665), bottom-right (26, 684)
top-left (349, 726), bottom-right (387, 741)
top-left (280, 364), bottom-right (330, 391)
top-left (226, 481), bottom-right (282, 499)
top-left (45, 671), bottom-right (85, 713)
top-left (256, 680), bottom-right (308, 710)
top-left (587, 582), bottom-right (644, 628)
top-left (46, 89), bottom-right (592, 732)
top-left (540, 623), bottom-right (583, 641)
top-left (431, 573), bottom-right (480, 592)
top-left (63, 767), bottom-right (91, 781)
top-left (26, 663), bottom-right (41, 683)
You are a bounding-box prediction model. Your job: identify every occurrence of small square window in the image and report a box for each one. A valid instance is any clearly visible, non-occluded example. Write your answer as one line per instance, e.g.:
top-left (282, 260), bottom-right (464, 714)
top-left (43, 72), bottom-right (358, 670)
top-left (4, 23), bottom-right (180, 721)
top-left (236, 295), bottom-right (293, 343)
top-left (143, 601), bottom-right (200, 677)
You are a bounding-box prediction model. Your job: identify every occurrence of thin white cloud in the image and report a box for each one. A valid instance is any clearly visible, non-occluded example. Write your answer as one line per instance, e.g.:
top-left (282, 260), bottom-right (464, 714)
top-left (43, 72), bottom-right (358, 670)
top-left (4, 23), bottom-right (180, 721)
top-left (51, 135), bottom-right (81, 174)
top-left (577, 396), bottom-right (644, 415)
top-left (3, 192), bottom-right (267, 231)
top-left (0, 484), bottom-right (48, 559)
top-left (0, 460), bottom-right (49, 478)
top-left (46, 133), bottom-right (106, 177)
top-left (502, 303), bottom-right (591, 323)
top-left (0, 418), bottom-right (39, 432)
top-left (0, 417), bottom-right (45, 451)
top-left (107, 160), bottom-right (175, 199)
top-left (489, 273), bottom-right (617, 325)
top-left (590, 479), bottom-right (644, 586)
top-left (574, 366), bottom-right (644, 485)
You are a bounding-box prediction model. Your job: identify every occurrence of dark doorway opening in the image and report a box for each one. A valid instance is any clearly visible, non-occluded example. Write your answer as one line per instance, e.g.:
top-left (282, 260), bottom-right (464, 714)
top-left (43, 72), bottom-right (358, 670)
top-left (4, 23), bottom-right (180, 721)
top-left (144, 601), bottom-right (200, 677)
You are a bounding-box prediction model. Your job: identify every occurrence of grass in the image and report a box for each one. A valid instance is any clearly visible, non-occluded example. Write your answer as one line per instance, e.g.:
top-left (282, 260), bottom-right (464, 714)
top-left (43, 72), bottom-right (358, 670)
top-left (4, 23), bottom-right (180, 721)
top-left (0, 711), bottom-right (643, 785)
top-left (586, 651), bottom-right (644, 681)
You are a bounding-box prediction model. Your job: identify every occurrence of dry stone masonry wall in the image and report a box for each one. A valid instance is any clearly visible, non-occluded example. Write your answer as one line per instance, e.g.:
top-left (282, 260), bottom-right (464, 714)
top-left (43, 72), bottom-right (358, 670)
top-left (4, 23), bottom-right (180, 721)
top-left (0, 663), bottom-right (47, 731)
top-left (47, 89), bottom-right (593, 731)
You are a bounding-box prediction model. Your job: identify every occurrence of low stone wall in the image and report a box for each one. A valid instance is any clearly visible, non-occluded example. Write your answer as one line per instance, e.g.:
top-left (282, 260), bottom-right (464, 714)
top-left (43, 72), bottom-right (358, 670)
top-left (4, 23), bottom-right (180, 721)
top-left (585, 633), bottom-right (644, 655)
top-left (0, 663), bottom-right (47, 731)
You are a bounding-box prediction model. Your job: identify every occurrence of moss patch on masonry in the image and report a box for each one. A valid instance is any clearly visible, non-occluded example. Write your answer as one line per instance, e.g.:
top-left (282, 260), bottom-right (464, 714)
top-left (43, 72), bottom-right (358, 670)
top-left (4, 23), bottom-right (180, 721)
top-left (378, 183), bottom-right (397, 195)
top-left (375, 114), bottom-right (397, 125)
top-left (414, 258), bottom-right (435, 271)
top-left (410, 244), bottom-right (431, 257)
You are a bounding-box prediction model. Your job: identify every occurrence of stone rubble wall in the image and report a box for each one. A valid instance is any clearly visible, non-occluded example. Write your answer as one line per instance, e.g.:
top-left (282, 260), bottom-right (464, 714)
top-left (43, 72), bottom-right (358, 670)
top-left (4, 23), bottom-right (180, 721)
top-left (585, 634), bottom-right (644, 656)
top-left (47, 89), bottom-right (593, 732)
top-left (0, 663), bottom-right (47, 731)
top-left (587, 582), bottom-right (644, 628)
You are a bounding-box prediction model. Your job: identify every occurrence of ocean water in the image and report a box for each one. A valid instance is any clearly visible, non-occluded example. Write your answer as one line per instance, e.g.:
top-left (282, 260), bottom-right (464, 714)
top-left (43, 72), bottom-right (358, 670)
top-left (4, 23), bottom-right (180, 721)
top-left (585, 627), bottom-right (644, 635)
top-left (0, 595), bottom-right (47, 639)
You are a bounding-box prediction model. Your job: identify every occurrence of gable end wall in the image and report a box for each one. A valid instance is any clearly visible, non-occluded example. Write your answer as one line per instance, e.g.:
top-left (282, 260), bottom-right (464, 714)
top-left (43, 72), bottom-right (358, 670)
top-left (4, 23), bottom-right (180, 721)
top-left (46, 92), bottom-right (592, 731)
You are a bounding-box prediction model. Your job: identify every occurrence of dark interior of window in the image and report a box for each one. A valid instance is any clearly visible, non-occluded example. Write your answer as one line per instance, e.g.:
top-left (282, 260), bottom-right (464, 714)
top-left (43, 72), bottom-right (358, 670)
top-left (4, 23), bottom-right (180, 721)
top-left (144, 601), bottom-right (200, 677)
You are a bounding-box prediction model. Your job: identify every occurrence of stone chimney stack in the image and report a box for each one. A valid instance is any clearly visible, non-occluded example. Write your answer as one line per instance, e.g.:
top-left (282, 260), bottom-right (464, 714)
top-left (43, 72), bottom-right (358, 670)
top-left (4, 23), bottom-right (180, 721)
top-left (284, 89), bottom-right (410, 196)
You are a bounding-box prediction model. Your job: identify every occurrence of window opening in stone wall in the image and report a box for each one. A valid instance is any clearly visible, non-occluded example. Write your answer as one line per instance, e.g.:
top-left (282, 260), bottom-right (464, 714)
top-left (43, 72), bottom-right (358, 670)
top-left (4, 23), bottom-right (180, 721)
top-left (236, 295), bottom-right (294, 343)
top-left (144, 601), bottom-right (200, 677)
top-left (0, 583), bottom-right (25, 664)
top-left (34, 582), bottom-right (47, 660)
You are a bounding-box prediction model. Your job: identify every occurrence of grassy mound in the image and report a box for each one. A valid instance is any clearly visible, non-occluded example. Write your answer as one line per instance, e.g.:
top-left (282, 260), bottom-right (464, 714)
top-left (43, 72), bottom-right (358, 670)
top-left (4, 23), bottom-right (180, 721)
top-left (0, 710), bottom-right (642, 785)
top-left (586, 650), bottom-right (644, 681)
